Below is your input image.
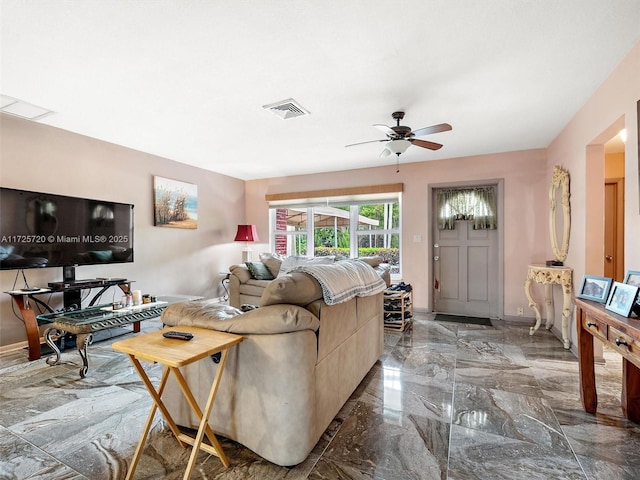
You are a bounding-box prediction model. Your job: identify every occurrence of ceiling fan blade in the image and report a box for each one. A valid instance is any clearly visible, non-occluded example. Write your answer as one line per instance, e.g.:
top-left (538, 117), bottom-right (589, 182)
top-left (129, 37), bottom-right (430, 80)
top-left (345, 139), bottom-right (387, 147)
top-left (373, 124), bottom-right (396, 137)
top-left (410, 138), bottom-right (443, 150)
top-left (379, 147), bottom-right (391, 157)
top-left (411, 123), bottom-right (452, 137)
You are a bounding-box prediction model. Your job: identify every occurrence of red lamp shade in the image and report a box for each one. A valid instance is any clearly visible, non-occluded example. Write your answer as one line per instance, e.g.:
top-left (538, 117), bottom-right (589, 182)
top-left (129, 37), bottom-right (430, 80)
top-left (234, 224), bottom-right (259, 242)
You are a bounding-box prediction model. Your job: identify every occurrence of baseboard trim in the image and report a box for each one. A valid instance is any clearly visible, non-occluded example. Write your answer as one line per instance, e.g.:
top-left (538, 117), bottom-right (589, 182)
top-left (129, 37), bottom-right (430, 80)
top-left (501, 315), bottom-right (535, 324)
top-left (0, 340), bottom-right (29, 355)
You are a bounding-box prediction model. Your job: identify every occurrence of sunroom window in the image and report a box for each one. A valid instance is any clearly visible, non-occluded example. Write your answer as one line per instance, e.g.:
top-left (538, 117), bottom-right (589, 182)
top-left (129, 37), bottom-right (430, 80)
top-left (267, 185), bottom-right (402, 276)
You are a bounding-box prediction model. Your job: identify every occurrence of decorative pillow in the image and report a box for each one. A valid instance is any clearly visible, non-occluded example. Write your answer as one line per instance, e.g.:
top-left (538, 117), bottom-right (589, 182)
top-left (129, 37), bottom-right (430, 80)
top-left (278, 255), bottom-right (335, 276)
top-left (259, 252), bottom-right (285, 277)
top-left (278, 256), bottom-right (307, 276)
top-left (309, 255), bottom-right (336, 264)
top-left (356, 256), bottom-right (384, 267)
top-left (245, 261), bottom-right (275, 280)
top-left (260, 271), bottom-right (323, 307)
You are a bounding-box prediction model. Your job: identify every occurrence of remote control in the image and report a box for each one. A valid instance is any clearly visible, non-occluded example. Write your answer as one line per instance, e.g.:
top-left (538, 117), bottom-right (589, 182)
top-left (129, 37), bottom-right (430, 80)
top-left (162, 331), bottom-right (194, 341)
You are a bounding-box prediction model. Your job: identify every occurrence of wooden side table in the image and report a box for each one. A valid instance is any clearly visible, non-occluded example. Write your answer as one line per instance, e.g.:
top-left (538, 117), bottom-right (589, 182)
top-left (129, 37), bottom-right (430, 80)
top-left (5, 289), bottom-right (53, 360)
top-left (112, 326), bottom-right (243, 479)
top-left (524, 264), bottom-right (573, 349)
top-left (576, 298), bottom-right (640, 422)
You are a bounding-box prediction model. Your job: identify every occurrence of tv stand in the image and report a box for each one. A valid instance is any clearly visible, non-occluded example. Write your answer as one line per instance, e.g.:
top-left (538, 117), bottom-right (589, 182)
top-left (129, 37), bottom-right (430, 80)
top-left (6, 278), bottom-right (132, 360)
top-left (48, 278), bottom-right (132, 309)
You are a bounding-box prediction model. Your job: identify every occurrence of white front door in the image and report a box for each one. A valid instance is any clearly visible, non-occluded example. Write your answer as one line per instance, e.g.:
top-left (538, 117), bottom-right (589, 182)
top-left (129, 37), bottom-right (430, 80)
top-left (432, 194), bottom-right (499, 317)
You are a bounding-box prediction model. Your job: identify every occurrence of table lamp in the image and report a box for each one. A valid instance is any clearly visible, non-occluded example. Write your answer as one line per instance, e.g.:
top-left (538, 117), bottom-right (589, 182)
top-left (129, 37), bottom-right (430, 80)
top-left (234, 224), bottom-right (259, 262)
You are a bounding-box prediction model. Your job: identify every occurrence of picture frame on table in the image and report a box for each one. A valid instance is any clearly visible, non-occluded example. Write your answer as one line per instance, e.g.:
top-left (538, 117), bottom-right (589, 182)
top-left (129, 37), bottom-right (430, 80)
top-left (605, 282), bottom-right (639, 317)
top-left (623, 270), bottom-right (640, 287)
top-left (623, 270), bottom-right (640, 317)
top-left (577, 275), bottom-right (613, 303)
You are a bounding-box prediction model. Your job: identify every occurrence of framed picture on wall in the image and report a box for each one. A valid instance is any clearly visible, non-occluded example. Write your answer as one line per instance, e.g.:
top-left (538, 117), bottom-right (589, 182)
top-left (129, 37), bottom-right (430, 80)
top-left (577, 275), bottom-right (613, 303)
top-left (605, 281), bottom-right (639, 317)
top-left (153, 176), bottom-right (198, 229)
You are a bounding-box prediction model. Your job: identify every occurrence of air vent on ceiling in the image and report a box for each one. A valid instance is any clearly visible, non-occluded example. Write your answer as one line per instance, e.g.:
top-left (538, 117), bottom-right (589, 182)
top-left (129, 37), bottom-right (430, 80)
top-left (263, 98), bottom-right (310, 119)
top-left (1, 94), bottom-right (55, 121)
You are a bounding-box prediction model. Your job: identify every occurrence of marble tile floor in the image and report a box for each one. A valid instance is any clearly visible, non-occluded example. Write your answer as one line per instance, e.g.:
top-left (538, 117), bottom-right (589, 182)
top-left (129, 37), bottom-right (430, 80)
top-left (1, 313), bottom-right (640, 480)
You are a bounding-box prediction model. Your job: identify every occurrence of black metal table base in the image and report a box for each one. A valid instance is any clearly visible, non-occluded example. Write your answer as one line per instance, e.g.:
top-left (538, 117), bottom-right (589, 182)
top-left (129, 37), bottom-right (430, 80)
top-left (45, 327), bottom-right (93, 378)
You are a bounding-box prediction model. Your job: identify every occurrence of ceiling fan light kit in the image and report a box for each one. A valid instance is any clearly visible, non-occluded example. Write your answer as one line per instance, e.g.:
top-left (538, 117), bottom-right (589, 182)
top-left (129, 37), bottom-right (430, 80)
top-left (346, 111), bottom-right (452, 170)
top-left (381, 139), bottom-right (411, 157)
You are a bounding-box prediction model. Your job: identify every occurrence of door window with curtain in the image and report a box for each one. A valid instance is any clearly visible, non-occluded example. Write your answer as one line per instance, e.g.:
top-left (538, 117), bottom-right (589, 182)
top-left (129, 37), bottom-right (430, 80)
top-left (268, 188), bottom-right (402, 276)
top-left (436, 186), bottom-right (497, 230)
top-left (432, 183), bottom-right (500, 317)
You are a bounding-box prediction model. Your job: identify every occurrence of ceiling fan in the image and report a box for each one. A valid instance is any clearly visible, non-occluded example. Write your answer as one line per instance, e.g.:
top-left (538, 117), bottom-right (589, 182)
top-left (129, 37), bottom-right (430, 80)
top-left (346, 111), bottom-right (452, 158)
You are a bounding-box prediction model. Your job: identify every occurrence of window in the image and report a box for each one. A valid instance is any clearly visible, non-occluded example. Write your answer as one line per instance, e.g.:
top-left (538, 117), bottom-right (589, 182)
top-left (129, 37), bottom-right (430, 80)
top-left (435, 186), bottom-right (497, 230)
top-left (269, 192), bottom-right (401, 275)
top-left (270, 208), bottom-right (310, 256)
top-left (354, 203), bottom-right (400, 274)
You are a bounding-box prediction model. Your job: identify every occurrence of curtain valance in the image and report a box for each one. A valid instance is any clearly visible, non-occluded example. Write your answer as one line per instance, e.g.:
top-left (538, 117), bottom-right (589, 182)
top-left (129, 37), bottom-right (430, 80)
top-left (436, 186), bottom-right (497, 230)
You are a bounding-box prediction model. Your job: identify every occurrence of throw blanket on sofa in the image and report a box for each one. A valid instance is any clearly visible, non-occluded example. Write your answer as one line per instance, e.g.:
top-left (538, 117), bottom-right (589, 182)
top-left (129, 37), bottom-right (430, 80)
top-left (292, 260), bottom-right (387, 305)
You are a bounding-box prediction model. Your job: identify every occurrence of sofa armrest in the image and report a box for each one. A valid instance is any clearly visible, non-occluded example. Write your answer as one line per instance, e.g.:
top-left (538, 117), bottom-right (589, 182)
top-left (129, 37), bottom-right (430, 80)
top-left (229, 264), bottom-right (252, 308)
top-left (228, 274), bottom-right (241, 308)
top-left (162, 300), bottom-right (320, 335)
top-left (229, 263), bottom-right (252, 283)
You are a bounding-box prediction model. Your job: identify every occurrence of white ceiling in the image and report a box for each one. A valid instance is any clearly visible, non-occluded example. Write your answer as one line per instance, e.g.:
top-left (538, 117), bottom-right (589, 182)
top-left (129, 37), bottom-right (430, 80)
top-left (2, 1), bottom-right (639, 180)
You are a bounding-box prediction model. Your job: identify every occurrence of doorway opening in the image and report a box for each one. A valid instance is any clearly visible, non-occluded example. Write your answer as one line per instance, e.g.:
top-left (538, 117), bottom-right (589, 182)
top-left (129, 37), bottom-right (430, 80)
top-left (604, 133), bottom-right (625, 281)
top-left (585, 117), bottom-right (626, 278)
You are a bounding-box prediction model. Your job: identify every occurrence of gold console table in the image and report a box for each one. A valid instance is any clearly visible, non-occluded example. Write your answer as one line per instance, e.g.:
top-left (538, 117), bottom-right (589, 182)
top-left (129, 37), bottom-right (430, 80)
top-left (524, 264), bottom-right (573, 349)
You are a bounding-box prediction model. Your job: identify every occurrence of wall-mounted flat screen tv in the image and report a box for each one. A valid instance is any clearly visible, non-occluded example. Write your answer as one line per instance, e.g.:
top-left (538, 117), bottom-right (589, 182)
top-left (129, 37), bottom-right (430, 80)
top-left (0, 187), bottom-right (134, 271)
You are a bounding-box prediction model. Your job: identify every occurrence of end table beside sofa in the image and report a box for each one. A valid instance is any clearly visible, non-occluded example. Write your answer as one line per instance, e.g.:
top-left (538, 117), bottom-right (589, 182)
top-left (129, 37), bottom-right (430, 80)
top-left (113, 326), bottom-right (243, 479)
top-left (160, 260), bottom-right (386, 466)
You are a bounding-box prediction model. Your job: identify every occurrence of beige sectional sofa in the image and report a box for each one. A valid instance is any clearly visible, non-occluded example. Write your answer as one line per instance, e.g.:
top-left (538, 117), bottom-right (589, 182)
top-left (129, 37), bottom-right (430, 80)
top-left (228, 253), bottom-right (391, 308)
top-left (161, 264), bottom-right (385, 466)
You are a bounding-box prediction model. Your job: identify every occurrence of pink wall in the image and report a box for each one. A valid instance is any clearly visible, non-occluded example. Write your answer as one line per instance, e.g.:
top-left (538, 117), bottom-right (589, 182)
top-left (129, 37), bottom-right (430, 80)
top-left (546, 41), bottom-right (640, 348)
top-left (0, 115), bottom-right (246, 348)
top-left (246, 149), bottom-right (548, 316)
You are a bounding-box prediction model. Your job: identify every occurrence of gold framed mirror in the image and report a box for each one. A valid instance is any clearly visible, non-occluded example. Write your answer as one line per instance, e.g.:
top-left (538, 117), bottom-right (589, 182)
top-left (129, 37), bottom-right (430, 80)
top-left (549, 165), bottom-right (571, 262)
